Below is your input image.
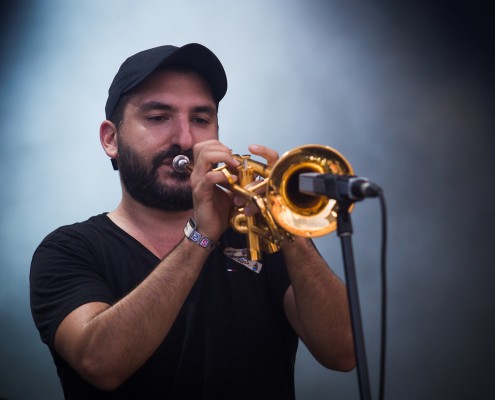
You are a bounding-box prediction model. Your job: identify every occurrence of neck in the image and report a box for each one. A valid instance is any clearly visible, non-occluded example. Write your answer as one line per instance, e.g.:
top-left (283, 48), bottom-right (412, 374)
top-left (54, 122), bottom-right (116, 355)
top-left (108, 193), bottom-right (192, 258)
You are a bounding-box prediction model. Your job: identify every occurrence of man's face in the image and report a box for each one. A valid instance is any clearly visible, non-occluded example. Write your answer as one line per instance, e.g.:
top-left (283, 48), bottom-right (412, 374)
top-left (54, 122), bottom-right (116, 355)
top-left (115, 69), bottom-right (219, 211)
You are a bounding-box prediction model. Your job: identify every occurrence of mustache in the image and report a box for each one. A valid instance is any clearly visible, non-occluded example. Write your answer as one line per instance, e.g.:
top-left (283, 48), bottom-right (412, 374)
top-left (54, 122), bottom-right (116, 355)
top-left (151, 145), bottom-right (194, 173)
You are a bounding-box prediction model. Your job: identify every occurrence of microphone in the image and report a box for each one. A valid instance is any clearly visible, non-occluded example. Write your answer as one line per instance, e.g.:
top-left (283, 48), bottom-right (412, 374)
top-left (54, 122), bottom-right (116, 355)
top-left (299, 172), bottom-right (382, 201)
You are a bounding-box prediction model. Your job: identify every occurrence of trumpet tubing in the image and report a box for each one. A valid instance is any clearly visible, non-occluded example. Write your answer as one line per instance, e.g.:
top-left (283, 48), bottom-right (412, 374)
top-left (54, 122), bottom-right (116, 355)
top-left (172, 144), bottom-right (354, 260)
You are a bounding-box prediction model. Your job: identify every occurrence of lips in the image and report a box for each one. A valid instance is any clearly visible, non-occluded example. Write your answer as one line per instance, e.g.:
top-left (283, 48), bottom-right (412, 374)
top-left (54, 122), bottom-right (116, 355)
top-left (151, 146), bottom-right (194, 174)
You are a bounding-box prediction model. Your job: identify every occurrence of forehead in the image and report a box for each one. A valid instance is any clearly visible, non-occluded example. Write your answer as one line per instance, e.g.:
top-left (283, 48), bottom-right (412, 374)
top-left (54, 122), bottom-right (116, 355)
top-left (127, 69), bottom-right (217, 108)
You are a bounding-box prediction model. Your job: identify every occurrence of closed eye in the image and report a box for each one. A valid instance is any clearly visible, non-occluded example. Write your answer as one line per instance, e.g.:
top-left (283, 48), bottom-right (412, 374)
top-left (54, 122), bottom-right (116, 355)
top-left (192, 117), bottom-right (210, 125)
top-left (146, 115), bottom-right (171, 122)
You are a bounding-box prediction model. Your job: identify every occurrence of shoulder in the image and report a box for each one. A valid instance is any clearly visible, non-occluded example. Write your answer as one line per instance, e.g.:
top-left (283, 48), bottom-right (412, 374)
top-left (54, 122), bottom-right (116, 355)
top-left (43, 213), bottom-right (110, 239)
top-left (36, 213), bottom-right (122, 250)
top-left (31, 213), bottom-right (117, 266)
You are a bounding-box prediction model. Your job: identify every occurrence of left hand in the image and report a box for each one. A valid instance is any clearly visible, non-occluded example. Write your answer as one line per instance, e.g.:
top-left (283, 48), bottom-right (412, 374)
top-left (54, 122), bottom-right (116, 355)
top-left (233, 144), bottom-right (279, 215)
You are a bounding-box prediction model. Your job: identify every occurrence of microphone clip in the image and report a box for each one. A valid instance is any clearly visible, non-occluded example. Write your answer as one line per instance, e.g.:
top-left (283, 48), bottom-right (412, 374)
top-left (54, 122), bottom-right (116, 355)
top-left (299, 173), bottom-right (382, 202)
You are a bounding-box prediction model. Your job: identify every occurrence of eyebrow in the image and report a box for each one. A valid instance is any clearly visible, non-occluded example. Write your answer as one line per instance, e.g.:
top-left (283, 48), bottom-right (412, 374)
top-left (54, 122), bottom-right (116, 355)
top-left (138, 101), bottom-right (217, 115)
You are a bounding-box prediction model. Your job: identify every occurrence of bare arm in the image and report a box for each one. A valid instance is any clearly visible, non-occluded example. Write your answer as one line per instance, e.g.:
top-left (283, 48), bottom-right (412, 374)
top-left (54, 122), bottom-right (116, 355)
top-left (282, 237), bottom-right (355, 371)
top-left (54, 238), bottom-right (211, 391)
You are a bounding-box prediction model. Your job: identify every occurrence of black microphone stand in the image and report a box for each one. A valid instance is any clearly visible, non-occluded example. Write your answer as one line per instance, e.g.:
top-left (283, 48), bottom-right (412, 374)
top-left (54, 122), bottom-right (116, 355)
top-left (337, 199), bottom-right (372, 400)
top-left (298, 171), bottom-right (382, 399)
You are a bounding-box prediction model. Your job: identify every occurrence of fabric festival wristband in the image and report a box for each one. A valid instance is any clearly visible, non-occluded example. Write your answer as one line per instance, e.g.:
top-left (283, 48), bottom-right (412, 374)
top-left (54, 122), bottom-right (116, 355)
top-left (184, 218), bottom-right (216, 250)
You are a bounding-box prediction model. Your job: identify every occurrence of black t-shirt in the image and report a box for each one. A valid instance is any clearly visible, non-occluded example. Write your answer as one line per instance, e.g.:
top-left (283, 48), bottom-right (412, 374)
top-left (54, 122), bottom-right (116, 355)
top-left (30, 213), bottom-right (298, 399)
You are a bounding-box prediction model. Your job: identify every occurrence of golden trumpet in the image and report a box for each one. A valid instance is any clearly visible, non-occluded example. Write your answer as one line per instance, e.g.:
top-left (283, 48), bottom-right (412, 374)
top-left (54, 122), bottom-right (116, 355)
top-left (173, 145), bottom-right (354, 260)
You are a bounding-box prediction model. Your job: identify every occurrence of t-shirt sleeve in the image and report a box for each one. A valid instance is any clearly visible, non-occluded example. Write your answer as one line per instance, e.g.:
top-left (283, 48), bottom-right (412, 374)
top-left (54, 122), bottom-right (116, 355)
top-left (30, 228), bottom-right (116, 352)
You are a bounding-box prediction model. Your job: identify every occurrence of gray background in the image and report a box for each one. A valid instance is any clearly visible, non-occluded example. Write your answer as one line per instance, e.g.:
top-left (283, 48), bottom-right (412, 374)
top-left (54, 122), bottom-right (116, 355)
top-left (1, 0), bottom-right (493, 399)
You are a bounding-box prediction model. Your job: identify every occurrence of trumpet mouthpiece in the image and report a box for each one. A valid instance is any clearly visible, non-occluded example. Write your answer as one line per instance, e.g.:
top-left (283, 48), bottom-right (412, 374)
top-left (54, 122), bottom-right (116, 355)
top-left (172, 155), bottom-right (191, 173)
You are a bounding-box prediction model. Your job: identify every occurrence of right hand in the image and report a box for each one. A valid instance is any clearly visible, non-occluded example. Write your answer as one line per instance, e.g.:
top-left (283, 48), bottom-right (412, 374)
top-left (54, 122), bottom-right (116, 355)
top-left (189, 139), bottom-right (240, 240)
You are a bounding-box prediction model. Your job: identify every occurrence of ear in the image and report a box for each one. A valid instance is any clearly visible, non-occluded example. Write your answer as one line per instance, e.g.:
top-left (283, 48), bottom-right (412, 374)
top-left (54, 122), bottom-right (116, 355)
top-left (100, 120), bottom-right (118, 159)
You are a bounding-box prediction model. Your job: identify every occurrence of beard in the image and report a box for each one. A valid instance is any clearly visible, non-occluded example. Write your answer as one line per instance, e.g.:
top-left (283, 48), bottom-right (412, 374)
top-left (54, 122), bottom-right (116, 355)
top-left (117, 141), bottom-right (194, 212)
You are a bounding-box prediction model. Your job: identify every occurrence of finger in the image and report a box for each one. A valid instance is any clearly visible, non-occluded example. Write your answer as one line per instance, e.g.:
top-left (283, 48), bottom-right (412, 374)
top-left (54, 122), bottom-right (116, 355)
top-left (233, 194), bottom-right (246, 207)
top-left (243, 201), bottom-right (260, 217)
top-left (194, 170), bottom-right (237, 195)
top-left (248, 144), bottom-right (279, 166)
top-left (194, 141), bottom-right (240, 172)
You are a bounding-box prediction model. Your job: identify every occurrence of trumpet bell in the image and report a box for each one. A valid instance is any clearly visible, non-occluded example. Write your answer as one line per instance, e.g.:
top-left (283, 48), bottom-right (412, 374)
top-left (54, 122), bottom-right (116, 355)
top-left (266, 144), bottom-right (354, 238)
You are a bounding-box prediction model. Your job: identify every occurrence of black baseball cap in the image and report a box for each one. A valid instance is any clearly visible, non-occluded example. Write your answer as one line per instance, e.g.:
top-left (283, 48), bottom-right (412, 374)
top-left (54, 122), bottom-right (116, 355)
top-left (105, 43), bottom-right (228, 120)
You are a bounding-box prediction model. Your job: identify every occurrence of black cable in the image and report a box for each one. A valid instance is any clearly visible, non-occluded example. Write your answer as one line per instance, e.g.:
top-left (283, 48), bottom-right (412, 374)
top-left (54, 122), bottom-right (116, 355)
top-left (377, 191), bottom-right (388, 400)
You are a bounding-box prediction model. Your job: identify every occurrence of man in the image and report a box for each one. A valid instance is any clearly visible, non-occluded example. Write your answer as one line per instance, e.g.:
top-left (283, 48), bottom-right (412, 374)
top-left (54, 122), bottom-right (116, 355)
top-left (30, 43), bottom-right (355, 399)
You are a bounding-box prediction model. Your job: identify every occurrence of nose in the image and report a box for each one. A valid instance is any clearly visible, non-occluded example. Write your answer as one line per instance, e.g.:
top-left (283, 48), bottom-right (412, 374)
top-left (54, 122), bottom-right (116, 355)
top-left (171, 116), bottom-right (194, 150)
